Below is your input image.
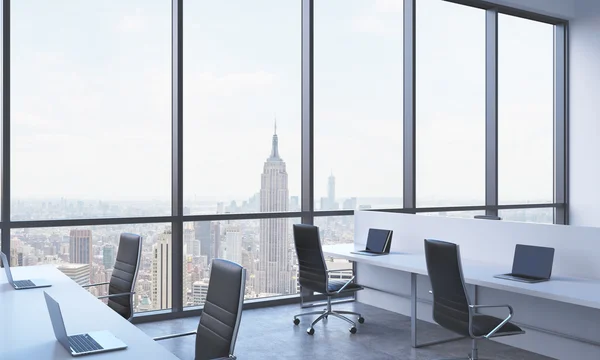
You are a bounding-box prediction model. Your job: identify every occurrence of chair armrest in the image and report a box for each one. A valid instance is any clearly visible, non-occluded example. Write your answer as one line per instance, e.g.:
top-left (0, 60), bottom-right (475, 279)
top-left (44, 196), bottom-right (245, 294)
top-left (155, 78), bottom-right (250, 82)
top-left (335, 276), bottom-right (356, 293)
top-left (326, 269), bottom-right (353, 273)
top-left (82, 282), bottom-right (110, 288)
top-left (97, 292), bottom-right (134, 300)
top-left (468, 304), bottom-right (514, 339)
top-left (153, 330), bottom-right (197, 341)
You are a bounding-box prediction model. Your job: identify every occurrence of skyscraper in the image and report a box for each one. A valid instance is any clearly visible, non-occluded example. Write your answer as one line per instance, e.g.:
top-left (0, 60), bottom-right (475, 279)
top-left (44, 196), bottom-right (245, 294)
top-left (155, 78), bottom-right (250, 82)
top-left (195, 221), bottom-right (213, 264)
top-left (69, 229), bottom-right (92, 265)
top-left (192, 280), bottom-right (209, 306)
top-left (224, 223), bottom-right (242, 265)
top-left (328, 173), bottom-right (336, 206)
top-left (151, 228), bottom-right (188, 310)
top-left (151, 229), bottom-right (172, 310)
top-left (257, 122), bottom-right (294, 295)
top-left (102, 244), bottom-right (116, 269)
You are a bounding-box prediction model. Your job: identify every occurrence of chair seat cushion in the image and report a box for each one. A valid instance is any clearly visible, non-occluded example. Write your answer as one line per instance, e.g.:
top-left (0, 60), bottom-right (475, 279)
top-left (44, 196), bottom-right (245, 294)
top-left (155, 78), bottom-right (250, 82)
top-left (470, 314), bottom-right (523, 337)
top-left (434, 310), bottom-right (523, 338)
top-left (327, 280), bottom-right (363, 294)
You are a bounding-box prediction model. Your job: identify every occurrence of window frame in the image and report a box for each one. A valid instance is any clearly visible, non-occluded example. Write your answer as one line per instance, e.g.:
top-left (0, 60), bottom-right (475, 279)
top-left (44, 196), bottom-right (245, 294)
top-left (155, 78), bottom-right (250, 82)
top-left (0, 0), bottom-right (568, 323)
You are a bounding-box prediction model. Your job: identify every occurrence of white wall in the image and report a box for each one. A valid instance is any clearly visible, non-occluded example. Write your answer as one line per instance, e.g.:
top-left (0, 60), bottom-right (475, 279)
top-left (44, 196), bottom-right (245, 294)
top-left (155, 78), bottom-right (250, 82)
top-left (569, 1), bottom-right (600, 226)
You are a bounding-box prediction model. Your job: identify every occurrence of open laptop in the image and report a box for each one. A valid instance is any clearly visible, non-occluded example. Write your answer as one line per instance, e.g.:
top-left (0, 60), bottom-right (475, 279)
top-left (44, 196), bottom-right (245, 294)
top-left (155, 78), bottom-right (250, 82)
top-left (350, 228), bottom-right (393, 256)
top-left (44, 292), bottom-right (127, 356)
top-left (494, 244), bottom-right (555, 283)
top-left (1, 251), bottom-right (51, 290)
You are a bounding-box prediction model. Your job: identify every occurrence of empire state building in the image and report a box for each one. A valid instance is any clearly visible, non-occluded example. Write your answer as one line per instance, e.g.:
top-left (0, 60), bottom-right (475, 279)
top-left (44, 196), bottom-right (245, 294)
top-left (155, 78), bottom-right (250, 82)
top-left (257, 123), bottom-right (294, 295)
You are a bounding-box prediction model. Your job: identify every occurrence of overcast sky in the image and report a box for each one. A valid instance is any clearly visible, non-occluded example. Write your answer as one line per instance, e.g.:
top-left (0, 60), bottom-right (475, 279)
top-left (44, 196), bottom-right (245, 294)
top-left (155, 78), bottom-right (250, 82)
top-left (10, 0), bottom-right (554, 206)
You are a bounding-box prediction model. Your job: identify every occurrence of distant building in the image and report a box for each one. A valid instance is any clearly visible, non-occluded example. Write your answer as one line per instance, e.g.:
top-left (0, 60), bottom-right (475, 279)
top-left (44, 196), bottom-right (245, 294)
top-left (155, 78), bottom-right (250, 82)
top-left (195, 221), bottom-right (213, 265)
top-left (58, 263), bottom-right (90, 286)
top-left (151, 228), bottom-right (188, 310)
top-left (343, 197), bottom-right (357, 210)
top-left (69, 229), bottom-right (92, 265)
top-left (224, 224), bottom-right (242, 265)
top-left (102, 244), bottom-right (116, 269)
top-left (192, 280), bottom-right (209, 306)
top-left (257, 122), bottom-right (294, 296)
top-left (151, 229), bottom-right (172, 310)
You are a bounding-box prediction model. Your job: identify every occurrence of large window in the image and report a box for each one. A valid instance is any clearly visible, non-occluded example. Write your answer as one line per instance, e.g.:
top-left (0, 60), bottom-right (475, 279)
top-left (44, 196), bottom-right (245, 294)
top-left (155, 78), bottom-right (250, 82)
top-left (314, 0), bottom-right (403, 211)
top-left (498, 14), bottom-right (554, 205)
top-left (183, 218), bottom-right (300, 307)
top-left (10, 223), bottom-right (171, 313)
top-left (0, 1), bottom-right (567, 321)
top-left (416, 0), bottom-right (485, 207)
top-left (11, 1), bottom-right (172, 220)
top-left (183, 1), bottom-right (301, 215)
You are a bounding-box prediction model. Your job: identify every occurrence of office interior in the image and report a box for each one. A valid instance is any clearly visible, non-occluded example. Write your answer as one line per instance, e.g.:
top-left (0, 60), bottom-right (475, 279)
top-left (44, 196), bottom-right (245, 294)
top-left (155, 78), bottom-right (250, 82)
top-left (1, 0), bottom-right (599, 359)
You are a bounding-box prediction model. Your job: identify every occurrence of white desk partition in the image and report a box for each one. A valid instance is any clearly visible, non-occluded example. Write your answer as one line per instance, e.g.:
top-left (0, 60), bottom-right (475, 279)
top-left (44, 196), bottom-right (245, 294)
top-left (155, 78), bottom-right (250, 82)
top-left (340, 211), bottom-right (600, 359)
top-left (355, 211), bottom-right (600, 279)
top-left (0, 265), bottom-right (179, 360)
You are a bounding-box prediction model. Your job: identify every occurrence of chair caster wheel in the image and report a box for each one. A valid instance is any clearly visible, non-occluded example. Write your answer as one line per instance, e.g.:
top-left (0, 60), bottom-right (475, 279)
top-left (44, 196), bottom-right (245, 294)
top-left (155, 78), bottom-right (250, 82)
top-left (358, 317), bottom-right (365, 324)
top-left (293, 318), bottom-right (300, 325)
top-left (307, 327), bottom-right (315, 335)
top-left (349, 327), bottom-right (357, 334)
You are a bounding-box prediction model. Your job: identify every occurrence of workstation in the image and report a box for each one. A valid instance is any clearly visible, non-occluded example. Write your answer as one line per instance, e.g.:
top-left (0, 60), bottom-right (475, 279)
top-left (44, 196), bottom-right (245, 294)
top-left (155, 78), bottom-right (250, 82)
top-left (323, 211), bottom-right (600, 359)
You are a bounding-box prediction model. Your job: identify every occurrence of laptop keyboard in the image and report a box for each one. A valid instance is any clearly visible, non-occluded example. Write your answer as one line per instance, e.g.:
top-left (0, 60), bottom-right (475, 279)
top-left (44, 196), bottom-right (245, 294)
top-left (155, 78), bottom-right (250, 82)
top-left (69, 334), bottom-right (104, 353)
top-left (13, 279), bottom-right (35, 288)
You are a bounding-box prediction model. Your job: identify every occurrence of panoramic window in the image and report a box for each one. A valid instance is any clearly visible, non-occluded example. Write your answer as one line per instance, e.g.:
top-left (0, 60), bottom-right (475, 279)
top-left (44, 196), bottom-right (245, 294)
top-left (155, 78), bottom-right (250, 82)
top-left (416, 0), bottom-right (485, 207)
top-left (314, 0), bottom-right (403, 211)
top-left (11, 1), bottom-right (171, 220)
top-left (498, 14), bottom-right (554, 205)
top-left (183, 0), bottom-right (301, 215)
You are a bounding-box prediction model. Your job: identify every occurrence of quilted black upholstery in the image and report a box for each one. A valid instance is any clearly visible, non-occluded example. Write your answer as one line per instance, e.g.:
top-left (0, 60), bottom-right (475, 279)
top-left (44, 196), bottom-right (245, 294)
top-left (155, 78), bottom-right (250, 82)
top-left (195, 259), bottom-right (244, 360)
top-left (424, 239), bottom-right (523, 338)
top-left (107, 233), bottom-right (141, 320)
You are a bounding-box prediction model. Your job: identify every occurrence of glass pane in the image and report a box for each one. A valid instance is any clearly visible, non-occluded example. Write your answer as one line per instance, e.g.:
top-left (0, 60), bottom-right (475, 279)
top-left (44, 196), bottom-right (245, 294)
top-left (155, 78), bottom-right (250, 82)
top-left (498, 208), bottom-right (553, 224)
top-left (498, 15), bottom-right (554, 204)
top-left (11, 1), bottom-right (171, 220)
top-left (183, 1), bottom-right (301, 214)
top-left (314, 0), bottom-right (403, 211)
top-left (184, 218), bottom-right (300, 308)
top-left (314, 216), bottom-right (354, 245)
top-left (416, 0), bottom-right (485, 207)
top-left (10, 223), bottom-right (171, 313)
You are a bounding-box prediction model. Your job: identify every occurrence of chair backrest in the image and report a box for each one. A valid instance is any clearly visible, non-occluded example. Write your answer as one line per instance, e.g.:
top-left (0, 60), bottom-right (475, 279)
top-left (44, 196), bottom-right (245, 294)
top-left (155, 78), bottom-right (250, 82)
top-left (107, 233), bottom-right (142, 320)
top-left (293, 224), bottom-right (328, 294)
top-left (424, 239), bottom-right (471, 331)
top-left (196, 259), bottom-right (246, 360)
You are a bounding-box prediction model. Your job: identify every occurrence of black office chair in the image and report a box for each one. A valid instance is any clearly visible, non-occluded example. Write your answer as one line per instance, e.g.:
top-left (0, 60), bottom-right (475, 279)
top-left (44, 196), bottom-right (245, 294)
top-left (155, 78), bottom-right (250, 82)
top-left (424, 239), bottom-right (525, 360)
top-left (154, 259), bottom-right (246, 360)
top-left (83, 233), bottom-right (142, 321)
top-left (292, 224), bottom-right (364, 335)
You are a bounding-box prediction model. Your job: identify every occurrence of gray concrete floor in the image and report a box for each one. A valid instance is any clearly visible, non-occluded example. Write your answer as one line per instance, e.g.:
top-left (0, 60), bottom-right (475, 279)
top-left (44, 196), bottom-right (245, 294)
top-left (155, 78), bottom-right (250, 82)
top-left (137, 302), bottom-right (554, 360)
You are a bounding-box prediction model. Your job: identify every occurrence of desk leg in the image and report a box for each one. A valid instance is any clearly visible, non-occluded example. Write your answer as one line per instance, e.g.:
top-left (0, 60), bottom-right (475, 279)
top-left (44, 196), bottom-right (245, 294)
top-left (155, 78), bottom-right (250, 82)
top-left (411, 272), bottom-right (465, 348)
top-left (411, 272), bottom-right (417, 347)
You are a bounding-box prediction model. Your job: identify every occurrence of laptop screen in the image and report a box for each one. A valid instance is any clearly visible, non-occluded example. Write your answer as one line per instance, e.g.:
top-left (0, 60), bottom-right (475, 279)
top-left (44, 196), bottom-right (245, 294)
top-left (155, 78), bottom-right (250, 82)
top-left (511, 244), bottom-right (555, 279)
top-left (365, 229), bottom-right (392, 253)
top-left (0, 252), bottom-right (14, 284)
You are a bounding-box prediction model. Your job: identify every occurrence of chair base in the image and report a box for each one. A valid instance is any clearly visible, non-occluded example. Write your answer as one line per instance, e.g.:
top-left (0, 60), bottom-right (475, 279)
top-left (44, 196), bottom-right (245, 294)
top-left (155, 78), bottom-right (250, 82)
top-left (293, 297), bottom-right (364, 334)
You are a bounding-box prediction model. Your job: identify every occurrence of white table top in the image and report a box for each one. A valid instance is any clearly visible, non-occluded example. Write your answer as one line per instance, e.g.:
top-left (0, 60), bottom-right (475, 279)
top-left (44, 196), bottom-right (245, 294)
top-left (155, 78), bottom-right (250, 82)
top-left (323, 244), bottom-right (600, 310)
top-left (0, 265), bottom-right (179, 360)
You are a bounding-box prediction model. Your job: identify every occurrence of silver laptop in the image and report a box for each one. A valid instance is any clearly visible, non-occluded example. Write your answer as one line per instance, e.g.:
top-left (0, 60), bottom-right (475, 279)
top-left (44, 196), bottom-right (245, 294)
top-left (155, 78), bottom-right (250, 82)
top-left (1, 251), bottom-right (51, 290)
top-left (44, 292), bottom-right (127, 356)
top-left (494, 244), bottom-right (555, 284)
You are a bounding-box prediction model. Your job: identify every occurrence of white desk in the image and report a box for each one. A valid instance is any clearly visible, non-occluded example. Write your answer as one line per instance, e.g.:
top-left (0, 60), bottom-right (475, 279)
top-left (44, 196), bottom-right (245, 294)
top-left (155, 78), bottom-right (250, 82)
top-left (323, 243), bottom-right (600, 353)
top-left (323, 243), bottom-right (600, 310)
top-left (0, 265), bottom-right (179, 360)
